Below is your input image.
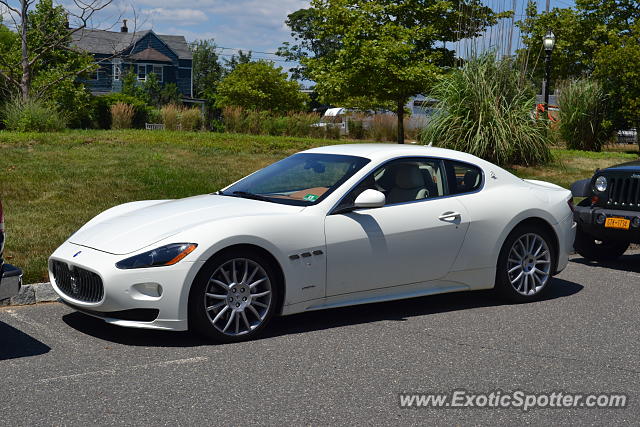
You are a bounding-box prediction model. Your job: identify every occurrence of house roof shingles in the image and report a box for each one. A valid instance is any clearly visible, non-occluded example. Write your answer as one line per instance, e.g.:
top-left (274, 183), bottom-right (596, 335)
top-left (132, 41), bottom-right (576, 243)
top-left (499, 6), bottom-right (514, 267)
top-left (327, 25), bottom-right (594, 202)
top-left (129, 47), bottom-right (173, 62)
top-left (70, 29), bottom-right (192, 60)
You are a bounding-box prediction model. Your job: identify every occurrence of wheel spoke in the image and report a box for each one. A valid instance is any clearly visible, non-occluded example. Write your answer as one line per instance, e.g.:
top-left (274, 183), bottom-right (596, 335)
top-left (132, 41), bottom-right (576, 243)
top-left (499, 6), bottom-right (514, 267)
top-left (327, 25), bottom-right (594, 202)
top-left (246, 266), bottom-right (258, 286)
top-left (210, 278), bottom-right (230, 290)
top-left (535, 259), bottom-right (550, 264)
top-left (508, 264), bottom-right (522, 274)
top-left (235, 312), bottom-right (240, 334)
top-left (252, 290), bottom-right (271, 298)
top-left (222, 310), bottom-right (236, 332)
top-left (249, 277), bottom-right (267, 289)
top-left (207, 301), bottom-right (226, 311)
top-left (241, 260), bottom-right (249, 284)
top-left (510, 271), bottom-right (524, 285)
top-left (212, 305), bottom-right (228, 325)
top-left (232, 260), bottom-right (238, 284)
top-left (253, 300), bottom-right (268, 309)
top-left (247, 304), bottom-right (261, 319)
top-left (220, 267), bottom-right (231, 284)
top-left (241, 311), bottom-right (251, 330)
top-left (508, 257), bottom-right (522, 264)
top-left (206, 292), bottom-right (227, 299)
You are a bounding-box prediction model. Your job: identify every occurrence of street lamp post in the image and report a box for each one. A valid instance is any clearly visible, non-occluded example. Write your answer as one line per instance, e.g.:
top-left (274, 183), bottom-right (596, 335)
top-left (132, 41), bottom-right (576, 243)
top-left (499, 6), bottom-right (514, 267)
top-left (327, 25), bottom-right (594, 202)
top-left (543, 31), bottom-right (556, 119)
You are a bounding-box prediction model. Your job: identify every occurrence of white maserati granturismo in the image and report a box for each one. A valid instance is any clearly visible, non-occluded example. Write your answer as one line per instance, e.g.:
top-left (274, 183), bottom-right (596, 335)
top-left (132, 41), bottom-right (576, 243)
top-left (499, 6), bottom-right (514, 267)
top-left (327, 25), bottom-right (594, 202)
top-left (49, 144), bottom-right (576, 342)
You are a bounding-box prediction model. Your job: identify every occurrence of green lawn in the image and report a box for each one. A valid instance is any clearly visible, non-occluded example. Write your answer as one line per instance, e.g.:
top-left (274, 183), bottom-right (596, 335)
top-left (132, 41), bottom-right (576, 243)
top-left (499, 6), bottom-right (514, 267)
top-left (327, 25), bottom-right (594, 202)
top-left (1, 129), bottom-right (637, 284)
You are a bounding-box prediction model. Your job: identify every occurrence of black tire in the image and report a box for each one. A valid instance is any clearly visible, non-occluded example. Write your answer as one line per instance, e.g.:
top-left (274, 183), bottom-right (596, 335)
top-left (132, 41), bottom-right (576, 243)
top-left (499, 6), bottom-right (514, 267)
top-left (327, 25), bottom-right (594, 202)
top-left (573, 228), bottom-right (629, 262)
top-left (495, 223), bottom-right (557, 303)
top-left (188, 248), bottom-right (280, 343)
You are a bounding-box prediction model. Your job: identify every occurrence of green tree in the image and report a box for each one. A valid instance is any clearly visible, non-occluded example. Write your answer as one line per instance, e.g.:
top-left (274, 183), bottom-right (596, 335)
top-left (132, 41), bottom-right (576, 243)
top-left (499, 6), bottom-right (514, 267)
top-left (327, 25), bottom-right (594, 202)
top-left (517, 0), bottom-right (640, 129)
top-left (223, 50), bottom-right (252, 75)
top-left (303, 0), bottom-right (502, 143)
top-left (215, 61), bottom-right (308, 113)
top-left (593, 21), bottom-right (640, 132)
top-left (0, 0), bottom-right (112, 101)
top-left (191, 39), bottom-right (223, 98)
top-left (277, 8), bottom-right (341, 81)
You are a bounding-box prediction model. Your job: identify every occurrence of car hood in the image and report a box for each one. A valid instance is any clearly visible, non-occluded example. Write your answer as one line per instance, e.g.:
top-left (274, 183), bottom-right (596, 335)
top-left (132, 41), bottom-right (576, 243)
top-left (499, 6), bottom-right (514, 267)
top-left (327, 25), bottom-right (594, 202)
top-left (69, 195), bottom-right (304, 255)
top-left (603, 160), bottom-right (640, 172)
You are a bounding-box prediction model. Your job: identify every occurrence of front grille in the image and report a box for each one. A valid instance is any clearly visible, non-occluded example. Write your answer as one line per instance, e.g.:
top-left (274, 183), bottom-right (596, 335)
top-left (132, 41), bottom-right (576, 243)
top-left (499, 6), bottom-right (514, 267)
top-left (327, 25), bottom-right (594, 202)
top-left (51, 260), bottom-right (104, 303)
top-left (607, 176), bottom-right (640, 208)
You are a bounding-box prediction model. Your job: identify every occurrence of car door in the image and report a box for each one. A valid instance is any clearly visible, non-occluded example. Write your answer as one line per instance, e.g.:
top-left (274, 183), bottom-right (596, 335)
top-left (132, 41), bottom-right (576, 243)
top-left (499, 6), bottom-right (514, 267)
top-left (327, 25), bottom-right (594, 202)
top-left (324, 157), bottom-right (470, 297)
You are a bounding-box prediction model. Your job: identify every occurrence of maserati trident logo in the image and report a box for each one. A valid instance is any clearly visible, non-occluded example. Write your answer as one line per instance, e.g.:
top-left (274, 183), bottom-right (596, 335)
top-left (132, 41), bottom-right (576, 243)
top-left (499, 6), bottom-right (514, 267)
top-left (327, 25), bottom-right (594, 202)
top-left (70, 273), bottom-right (78, 294)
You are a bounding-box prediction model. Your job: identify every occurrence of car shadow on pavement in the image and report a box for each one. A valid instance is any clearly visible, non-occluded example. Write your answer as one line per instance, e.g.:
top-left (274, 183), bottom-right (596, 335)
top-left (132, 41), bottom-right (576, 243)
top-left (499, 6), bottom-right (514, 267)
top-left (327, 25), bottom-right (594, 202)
top-left (262, 277), bottom-right (583, 339)
top-left (571, 252), bottom-right (640, 274)
top-left (61, 277), bottom-right (582, 346)
top-left (0, 321), bottom-right (51, 360)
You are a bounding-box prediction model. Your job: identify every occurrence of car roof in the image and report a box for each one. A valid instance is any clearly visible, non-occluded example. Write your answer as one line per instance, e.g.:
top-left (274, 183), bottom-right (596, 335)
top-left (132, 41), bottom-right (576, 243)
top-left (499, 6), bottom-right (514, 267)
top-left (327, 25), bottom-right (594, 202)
top-left (302, 143), bottom-right (486, 165)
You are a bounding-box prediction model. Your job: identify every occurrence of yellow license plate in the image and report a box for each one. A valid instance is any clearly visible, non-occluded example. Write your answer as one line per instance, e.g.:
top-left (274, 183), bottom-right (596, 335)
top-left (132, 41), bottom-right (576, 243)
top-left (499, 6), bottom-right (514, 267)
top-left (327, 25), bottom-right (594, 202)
top-left (605, 217), bottom-right (630, 230)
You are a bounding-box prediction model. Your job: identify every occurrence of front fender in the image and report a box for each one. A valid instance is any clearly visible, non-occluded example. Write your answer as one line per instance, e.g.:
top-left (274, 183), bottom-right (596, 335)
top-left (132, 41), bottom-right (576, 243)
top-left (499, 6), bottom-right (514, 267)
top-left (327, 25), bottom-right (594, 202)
top-left (570, 178), bottom-right (592, 197)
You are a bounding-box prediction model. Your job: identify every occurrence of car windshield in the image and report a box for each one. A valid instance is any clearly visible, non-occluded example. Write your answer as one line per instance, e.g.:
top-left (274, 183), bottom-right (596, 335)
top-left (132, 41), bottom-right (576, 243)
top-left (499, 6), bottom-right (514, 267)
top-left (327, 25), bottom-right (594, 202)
top-left (222, 153), bottom-right (370, 206)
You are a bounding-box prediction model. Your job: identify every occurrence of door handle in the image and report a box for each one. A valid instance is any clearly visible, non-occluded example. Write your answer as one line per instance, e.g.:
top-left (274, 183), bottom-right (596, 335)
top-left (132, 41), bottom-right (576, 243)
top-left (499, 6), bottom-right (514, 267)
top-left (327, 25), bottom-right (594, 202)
top-left (438, 211), bottom-right (461, 221)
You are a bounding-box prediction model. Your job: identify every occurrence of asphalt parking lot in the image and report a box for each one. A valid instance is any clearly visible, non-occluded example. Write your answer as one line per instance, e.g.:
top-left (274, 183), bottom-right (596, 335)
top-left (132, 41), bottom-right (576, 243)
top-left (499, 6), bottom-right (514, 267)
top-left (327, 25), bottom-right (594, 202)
top-left (1, 253), bottom-right (639, 425)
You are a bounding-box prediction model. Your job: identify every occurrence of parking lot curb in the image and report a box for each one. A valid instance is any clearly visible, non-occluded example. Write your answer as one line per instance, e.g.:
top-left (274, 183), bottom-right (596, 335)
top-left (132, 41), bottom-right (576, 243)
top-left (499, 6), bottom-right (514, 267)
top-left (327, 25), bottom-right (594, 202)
top-left (0, 282), bottom-right (59, 307)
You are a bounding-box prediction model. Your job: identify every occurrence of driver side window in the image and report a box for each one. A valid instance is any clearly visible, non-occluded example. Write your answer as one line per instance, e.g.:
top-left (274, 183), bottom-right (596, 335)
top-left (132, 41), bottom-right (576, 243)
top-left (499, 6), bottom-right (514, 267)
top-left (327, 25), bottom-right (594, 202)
top-left (336, 157), bottom-right (447, 210)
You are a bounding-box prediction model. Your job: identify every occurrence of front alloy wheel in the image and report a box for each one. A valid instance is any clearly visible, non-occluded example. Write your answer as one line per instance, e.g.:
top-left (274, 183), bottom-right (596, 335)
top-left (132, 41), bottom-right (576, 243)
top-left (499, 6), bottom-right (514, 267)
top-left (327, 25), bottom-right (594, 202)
top-left (495, 224), bottom-right (556, 302)
top-left (190, 250), bottom-right (278, 342)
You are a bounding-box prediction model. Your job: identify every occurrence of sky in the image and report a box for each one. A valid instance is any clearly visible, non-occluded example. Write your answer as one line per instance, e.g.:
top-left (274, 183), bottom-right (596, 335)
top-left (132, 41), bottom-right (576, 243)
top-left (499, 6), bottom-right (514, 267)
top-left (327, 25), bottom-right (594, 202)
top-left (1, 0), bottom-right (577, 65)
top-left (108, 0), bottom-right (311, 64)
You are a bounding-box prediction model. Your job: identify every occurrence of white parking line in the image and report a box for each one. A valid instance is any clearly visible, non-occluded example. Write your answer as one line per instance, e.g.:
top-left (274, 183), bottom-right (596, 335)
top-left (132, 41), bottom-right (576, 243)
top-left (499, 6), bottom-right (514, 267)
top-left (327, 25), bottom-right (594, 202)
top-left (37, 356), bottom-right (209, 383)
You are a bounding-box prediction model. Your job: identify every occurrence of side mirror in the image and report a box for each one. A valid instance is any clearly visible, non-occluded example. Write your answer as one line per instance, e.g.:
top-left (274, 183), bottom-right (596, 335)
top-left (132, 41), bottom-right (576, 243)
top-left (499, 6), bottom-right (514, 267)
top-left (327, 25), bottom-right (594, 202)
top-left (354, 189), bottom-right (386, 209)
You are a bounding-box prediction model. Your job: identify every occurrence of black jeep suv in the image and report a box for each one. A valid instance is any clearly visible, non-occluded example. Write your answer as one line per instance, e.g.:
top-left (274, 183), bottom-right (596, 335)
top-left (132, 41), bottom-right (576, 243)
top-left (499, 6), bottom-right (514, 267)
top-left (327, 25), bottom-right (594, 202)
top-left (571, 160), bottom-right (640, 261)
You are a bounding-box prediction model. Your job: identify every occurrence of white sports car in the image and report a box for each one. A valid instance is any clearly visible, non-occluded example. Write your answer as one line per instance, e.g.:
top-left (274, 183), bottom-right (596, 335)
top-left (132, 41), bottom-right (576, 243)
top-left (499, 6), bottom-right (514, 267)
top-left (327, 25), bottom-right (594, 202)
top-left (49, 144), bottom-right (576, 342)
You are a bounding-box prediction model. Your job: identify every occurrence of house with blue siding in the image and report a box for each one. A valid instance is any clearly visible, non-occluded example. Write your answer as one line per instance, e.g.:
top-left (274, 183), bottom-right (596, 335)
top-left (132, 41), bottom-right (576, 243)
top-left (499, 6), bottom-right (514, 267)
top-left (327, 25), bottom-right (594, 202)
top-left (71, 21), bottom-right (195, 101)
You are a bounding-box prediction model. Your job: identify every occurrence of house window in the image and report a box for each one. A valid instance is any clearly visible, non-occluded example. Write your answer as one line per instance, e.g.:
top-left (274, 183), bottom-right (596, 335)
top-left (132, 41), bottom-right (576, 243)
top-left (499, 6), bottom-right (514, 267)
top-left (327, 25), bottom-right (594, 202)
top-left (113, 64), bottom-right (121, 81)
top-left (137, 64), bottom-right (146, 81)
top-left (152, 65), bottom-right (163, 82)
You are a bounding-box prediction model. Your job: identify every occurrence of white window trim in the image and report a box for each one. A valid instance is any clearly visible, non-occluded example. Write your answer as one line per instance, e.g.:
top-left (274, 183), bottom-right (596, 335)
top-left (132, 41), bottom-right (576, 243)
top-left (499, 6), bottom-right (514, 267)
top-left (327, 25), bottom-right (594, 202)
top-left (137, 63), bottom-right (147, 81)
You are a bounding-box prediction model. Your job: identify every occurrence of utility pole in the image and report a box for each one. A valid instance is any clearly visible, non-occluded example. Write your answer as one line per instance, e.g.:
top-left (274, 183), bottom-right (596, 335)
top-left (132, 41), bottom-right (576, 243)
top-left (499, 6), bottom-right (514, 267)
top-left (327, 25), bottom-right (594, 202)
top-left (541, 0), bottom-right (551, 113)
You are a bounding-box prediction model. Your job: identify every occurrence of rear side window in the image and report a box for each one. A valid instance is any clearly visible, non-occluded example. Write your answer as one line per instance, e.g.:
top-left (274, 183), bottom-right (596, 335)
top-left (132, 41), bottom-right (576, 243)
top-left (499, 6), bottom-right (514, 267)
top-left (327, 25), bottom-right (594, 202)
top-left (445, 161), bottom-right (483, 194)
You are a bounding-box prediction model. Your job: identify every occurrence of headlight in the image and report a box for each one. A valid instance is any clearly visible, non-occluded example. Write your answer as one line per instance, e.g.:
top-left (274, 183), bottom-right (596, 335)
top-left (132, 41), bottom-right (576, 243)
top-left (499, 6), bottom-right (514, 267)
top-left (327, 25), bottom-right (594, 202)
top-left (116, 243), bottom-right (197, 269)
top-left (595, 176), bottom-right (608, 192)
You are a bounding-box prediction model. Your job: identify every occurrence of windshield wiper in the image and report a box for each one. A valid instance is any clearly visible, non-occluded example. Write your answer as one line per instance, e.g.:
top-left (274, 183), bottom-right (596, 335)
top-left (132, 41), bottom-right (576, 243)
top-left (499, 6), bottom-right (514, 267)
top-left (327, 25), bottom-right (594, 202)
top-left (230, 191), bottom-right (273, 202)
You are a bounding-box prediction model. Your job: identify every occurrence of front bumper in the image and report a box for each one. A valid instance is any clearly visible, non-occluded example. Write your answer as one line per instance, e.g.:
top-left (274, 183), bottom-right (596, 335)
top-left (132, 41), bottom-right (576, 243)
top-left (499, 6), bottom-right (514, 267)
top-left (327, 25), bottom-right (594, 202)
top-left (0, 263), bottom-right (22, 300)
top-left (49, 242), bottom-right (204, 331)
top-left (553, 213), bottom-right (576, 275)
top-left (574, 205), bottom-right (640, 243)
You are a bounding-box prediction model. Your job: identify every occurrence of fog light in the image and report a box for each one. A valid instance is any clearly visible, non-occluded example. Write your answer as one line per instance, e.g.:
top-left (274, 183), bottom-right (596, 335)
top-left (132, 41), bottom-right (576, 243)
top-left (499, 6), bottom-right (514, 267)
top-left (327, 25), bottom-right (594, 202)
top-left (632, 217), bottom-right (640, 228)
top-left (131, 282), bottom-right (163, 298)
top-left (596, 213), bottom-right (606, 225)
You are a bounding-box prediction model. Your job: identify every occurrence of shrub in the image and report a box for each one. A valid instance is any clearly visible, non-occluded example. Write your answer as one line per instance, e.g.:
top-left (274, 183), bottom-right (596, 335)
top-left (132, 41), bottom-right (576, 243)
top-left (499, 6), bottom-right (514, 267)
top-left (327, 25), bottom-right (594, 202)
top-left (180, 107), bottom-right (203, 131)
top-left (110, 102), bottom-right (134, 129)
top-left (558, 78), bottom-right (613, 151)
top-left (421, 54), bottom-right (551, 166)
top-left (1, 97), bottom-right (66, 132)
top-left (161, 104), bottom-right (181, 130)
top-left (221, 106), bottom-right (322, 137)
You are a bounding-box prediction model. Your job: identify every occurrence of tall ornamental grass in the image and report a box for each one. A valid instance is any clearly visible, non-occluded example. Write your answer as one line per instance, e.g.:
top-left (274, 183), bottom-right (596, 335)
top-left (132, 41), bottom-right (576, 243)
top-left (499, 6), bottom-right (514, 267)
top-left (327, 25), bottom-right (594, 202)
top-left (161, 104), bottom-right (181, 130)
top-left (2, 97), bottom-right (66, 132)
top-left (110, 103), bottom-right (134, 129)
top-left (421, 54), bottom-right (551, 166)
top-left (180, 107), bottom-right (203, 131)
top-left (558, 79), bottom-right (612, 151)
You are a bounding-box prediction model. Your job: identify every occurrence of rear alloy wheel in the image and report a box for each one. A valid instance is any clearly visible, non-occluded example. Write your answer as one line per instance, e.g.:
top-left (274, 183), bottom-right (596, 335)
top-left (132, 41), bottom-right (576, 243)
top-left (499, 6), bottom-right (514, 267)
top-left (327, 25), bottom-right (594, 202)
top-left (574, 228), bottom-right (629, 262)
top-left (190, 250), bottom-right (278, 342)
top-left (495, 225), bottom-right (557, 302)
